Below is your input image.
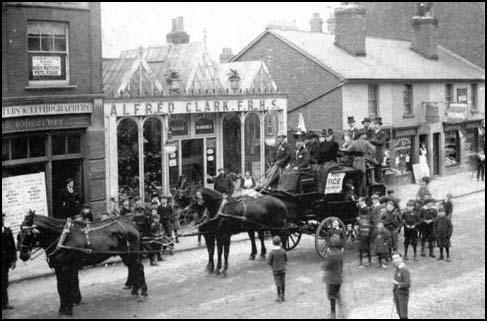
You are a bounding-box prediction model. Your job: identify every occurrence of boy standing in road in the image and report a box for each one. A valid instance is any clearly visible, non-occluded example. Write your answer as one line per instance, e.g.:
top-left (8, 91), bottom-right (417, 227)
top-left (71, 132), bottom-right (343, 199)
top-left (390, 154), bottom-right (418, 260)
top-left (357, 197), bottom-right (372, 267)
top-left (373, 220), bottom-right (391, 268)
top-left (402, 200), bottom-right (420, 261)
top-left (435, 207), bottom-right (453, 262)
top-left (267, 236), bottom-right (287, 302)
top-left (392, 252), bottom-right (411, 319)
top-left (322, 246), bottom-right (344, 319)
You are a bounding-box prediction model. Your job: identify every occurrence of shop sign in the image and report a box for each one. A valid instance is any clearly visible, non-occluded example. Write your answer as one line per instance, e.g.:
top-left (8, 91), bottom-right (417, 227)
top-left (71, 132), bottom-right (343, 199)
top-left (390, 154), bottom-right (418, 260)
top-left (105, 97), bottom-right (287, 117)
top-left (169, 115), bottom-right (189, 136)
top-left (456, 88), bottom-right (468, 103)
top-left (2, 103), bottom-right (93, 118)
top-left (32, 56), bottom-right (61, 77)
top-left (2, 172), bottom-right (48, 235)
top-left (445, 103), bottom-right (467, 123)
top-left (324, 172), bottom-right (346, 195)
top-left (2, 114), bottom-right (91, 133)
top-left (195, 115), bottom-right (214, 134)
top-left (424, 102), bottom-right (440, 123)
top-left (6, 2), bottom-right (89, 9)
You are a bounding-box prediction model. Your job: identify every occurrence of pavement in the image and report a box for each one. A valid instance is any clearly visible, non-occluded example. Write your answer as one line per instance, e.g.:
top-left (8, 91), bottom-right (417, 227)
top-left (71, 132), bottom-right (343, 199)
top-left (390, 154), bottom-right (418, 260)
top-left (8, 171), bottom-right (485, 284)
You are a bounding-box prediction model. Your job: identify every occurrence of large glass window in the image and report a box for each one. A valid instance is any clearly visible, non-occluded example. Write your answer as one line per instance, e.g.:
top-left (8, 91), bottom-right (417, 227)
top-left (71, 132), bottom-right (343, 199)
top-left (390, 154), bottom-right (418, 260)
top-left (181, 139), bottom-right (204, 186)
top-left (223, 113), bottom-right (241, 174)
top-left (244, 113), bottom-right (261, 180)
top-left (117, 118), bottom-right (139, 198)
top-left (143, 117), bottom-right (162, 200)
top-left (403, 84), bottom-right (413, 115)
top-left (27, 21), bottom-right (68, 83)
top-left (465, 128), bottom-right (479, 156)
top-left (445, 130), bottom-right (460, 167)
top-left (52, 133), bottom-right (82, 155)
top-left (394, 136), bottom-right (414, 175)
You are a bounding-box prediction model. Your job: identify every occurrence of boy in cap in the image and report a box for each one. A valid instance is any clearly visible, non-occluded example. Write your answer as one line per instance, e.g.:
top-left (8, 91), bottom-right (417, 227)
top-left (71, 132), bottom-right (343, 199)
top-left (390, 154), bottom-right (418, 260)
top-left (149, 213), bottom-right (164, 265)
top-left (435, 206), bottom-right (453, 261)
top-left (373, 219), bottom-right (391, 268)
top-left (402, 200), bottom-right (420, 261)
top-left (356, 197), bottom-right (372, 267)
top-left (380, 200), bottom-right (402, 259)
top-left (80, 203), bottom-right (93, 223)
top-left (267, 236), bottom-right (288, 302)
top-left (419, 198), bottom-right (437, 258)
top-left (158, 195), bottom-right (173, 239)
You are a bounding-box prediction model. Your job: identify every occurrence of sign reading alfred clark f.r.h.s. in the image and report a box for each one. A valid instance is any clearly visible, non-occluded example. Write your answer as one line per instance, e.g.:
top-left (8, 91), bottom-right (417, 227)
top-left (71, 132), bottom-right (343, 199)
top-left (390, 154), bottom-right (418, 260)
top-left (105, 98), bottom-right (286, 117)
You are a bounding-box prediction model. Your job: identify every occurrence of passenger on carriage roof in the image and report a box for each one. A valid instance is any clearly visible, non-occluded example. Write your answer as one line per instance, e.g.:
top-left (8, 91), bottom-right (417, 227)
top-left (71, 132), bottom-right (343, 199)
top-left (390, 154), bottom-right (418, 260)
top-left (306, 132), bottom-right (320, 165)
top-left (293, 141), bottom-right (310, 170)
top-left (318, 129), bottom-right (339, 165)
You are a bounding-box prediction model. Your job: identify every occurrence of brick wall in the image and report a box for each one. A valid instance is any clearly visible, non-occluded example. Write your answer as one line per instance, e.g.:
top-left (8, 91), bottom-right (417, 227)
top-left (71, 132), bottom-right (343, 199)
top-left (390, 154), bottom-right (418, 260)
top-left (2, 3), bottom-right (103, 97)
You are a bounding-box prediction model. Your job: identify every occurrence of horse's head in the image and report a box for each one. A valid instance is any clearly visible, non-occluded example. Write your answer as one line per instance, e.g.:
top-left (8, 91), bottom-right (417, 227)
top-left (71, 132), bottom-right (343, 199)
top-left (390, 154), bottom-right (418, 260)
top-left (17, 210), bottom-right (40, 261)
top-left (195, 188), bottom-right (227, 231)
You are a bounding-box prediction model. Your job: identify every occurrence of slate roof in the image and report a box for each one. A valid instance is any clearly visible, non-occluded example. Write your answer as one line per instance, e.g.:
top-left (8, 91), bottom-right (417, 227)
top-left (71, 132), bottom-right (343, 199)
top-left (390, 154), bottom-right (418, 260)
top-left (234, 29), bottom-right (485, 81)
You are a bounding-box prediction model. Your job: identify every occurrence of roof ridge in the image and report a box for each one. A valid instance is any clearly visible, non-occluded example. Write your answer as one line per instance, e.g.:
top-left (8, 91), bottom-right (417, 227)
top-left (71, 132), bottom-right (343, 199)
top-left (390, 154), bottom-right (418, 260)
top-left (438, 46), bottom-right (485, 73)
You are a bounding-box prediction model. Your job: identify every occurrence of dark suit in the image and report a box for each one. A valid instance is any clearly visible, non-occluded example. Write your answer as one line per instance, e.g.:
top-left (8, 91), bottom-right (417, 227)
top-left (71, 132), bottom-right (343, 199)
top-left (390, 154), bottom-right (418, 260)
top-left (369, 129), bottom-right (389, 182)
top-left (2, 226), bottom-right (17, 309)
top-left (318, 141), bottom-right (339, 164)
top-left (295, 146), bottom-right (310, 170)
top-left (214, 174), bottom-right (234, 196)
top-left (307, 141), bottom-right (320, 165)
top-left (363, 126), bottom-right (375, 141)
top-left (275, 142), bottom-right (291, 168)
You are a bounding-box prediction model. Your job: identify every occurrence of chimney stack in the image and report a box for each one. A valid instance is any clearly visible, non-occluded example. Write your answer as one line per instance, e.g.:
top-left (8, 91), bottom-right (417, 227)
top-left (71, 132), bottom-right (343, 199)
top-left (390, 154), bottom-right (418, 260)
top-left (166, 16), bottom-right (190, 45)
top-left (334, 3), bottom-right (366, 56)
top-left (411, 3), bottom-right (438, 60)
top-left (310, 12), bottom-right (323, 32)
top-left (326, 15), bottom-right (336, 34)
top-left (219, 48), bottom-right (233, 63)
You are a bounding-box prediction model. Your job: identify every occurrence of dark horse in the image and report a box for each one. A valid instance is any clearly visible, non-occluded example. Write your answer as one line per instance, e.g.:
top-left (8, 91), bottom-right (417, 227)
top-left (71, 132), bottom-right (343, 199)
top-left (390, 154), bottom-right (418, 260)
top-left (196, 188), bottom-right (288, 277)
top-left (17, 210), bottom-right (147, 316)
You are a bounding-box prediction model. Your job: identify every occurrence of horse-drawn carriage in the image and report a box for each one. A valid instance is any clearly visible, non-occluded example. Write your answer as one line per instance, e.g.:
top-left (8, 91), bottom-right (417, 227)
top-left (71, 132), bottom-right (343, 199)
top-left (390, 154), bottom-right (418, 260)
top-left (261, 165), bottom-right (387, 259)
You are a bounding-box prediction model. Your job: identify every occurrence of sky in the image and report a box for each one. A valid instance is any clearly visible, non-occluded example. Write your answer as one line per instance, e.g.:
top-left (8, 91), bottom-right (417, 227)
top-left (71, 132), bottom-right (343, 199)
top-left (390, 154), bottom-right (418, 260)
top-left (101, 2), bottom-right (340, 59)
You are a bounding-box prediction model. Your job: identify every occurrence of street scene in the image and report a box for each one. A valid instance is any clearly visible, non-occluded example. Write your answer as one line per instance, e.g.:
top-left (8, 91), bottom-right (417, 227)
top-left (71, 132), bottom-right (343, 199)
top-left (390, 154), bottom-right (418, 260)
top-left (2, 2), bottom-right (486, 319)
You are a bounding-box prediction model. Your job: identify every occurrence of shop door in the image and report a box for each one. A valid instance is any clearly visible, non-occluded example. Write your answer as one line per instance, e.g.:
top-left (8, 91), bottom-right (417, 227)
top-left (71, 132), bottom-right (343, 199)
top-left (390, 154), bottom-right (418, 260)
top-left (52, 159), bottom-right (83, 219)
top-left (181, 139), bottom-right (204, 188)
top-left (433, 133), bottom-right (440, 176)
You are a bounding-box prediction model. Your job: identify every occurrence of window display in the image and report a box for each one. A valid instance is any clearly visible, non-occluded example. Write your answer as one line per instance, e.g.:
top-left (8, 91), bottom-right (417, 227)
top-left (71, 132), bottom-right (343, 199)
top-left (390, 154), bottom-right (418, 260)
top-left (143, 117), bottom-right (162, 200)
top-left (244, 113), bottom-right (261, 180)
top-left (117, 118), bottom-right (139, 198)
top-left (394, 136), bottom-right (413, 175)
top-left (445, 130), bottom-right (460, 167)
top-left (465, 128), bottom-right (479, 156)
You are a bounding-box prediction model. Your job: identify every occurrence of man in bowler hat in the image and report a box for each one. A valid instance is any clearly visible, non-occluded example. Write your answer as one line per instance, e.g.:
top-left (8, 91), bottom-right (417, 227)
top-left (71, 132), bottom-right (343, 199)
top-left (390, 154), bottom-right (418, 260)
top-left (369, 117), bottom-right (389, 183)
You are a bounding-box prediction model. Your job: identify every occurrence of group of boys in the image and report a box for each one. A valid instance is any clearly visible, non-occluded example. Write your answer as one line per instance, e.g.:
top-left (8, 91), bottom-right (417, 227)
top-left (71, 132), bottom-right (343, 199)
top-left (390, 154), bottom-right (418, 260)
top-left (354, 181), bottom-right (454, 269)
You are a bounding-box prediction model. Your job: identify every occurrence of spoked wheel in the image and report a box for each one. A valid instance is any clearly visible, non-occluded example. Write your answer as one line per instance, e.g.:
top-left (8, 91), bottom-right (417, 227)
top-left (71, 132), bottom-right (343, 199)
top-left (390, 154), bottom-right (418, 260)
top-left (315, 217), bottom-right (346, 260)
top-left (283, 230), bottom-right (302, 251)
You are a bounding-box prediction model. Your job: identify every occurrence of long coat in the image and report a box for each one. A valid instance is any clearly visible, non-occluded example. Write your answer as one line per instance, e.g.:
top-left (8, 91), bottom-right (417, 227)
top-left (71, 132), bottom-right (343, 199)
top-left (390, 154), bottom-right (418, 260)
top-left (364, 126), bottom-right (375, 141)
top-left (343, 138), bottom-right (376, 173)
top-left (369, 129), bottom-right (389, 165)
top-left (435, 216), bottom-right (453, 248)
top-left (214, 174), bottom-right (234, 195)
top-left (2, 226), bottom-right (17, 267)
top-left (372, 227), bottom-right (391, 255)
top-left (60, 188), bottom-right (80, 219)
top-left (275, 142), bottom-right (291, 168)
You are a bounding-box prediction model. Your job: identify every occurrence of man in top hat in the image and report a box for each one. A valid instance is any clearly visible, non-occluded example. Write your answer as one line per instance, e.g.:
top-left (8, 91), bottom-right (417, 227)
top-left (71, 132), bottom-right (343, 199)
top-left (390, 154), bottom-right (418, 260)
top-left (345, 116), bottom-right (359, 140)
top-left (316, 129), bottom-right (340, 192)
top-left (369, 117), bottom-right (389, 183)
top-left (293, 140), bottom-right (311, 170)
top-left (262, 133), bottom-right (291, 190)
top-left (307, 131), bottom-right (321, 166)
top-left (2, 212), bottom-right (16, 310)
top-left (361, 117), bottom-right (375, 141)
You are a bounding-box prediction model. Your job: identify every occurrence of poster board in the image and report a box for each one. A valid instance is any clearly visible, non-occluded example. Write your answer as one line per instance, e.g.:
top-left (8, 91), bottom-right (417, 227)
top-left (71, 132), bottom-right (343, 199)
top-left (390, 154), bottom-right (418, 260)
top-left (412, 163), bottom-right (423, 184)
top-left (324, 172), bottom-right (346, 194)
top-left (2, 172), bottom-right (48, 235)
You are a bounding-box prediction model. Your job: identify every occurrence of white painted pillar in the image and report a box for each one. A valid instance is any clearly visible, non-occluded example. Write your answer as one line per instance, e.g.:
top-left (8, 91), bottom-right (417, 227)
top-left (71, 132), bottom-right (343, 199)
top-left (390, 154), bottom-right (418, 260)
top-left (240, 112), bottom-right (246, 176)
top-left (137, 118), bottom-right (145, 203)
top-left (259, 112), bottom-right (266, 184)
top-left (161, 115), bottom-right (169, 196)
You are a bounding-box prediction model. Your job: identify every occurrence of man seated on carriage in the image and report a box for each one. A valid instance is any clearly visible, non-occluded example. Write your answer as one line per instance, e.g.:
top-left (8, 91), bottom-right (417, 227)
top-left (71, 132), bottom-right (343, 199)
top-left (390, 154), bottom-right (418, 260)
top-left (316, 129), bottom-right (340, 193)
top-left (276, 131), bottom-right (311, 193)
top-left (261, 132), bottom-right (291, 190)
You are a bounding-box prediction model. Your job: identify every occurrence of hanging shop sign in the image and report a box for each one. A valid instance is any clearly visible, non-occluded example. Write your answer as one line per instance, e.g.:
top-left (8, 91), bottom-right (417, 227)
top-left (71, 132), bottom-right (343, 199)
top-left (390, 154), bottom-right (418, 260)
top-left (456, 88), bottom-right (468, 103)
top-left (445, 103), bottom-right (467, 124)
top-left (2, 172), bottom-right (48, 235)
top-left (105, 97), bottom-right (287, 117)
top-left (195, 114), bottom-right (215, 134)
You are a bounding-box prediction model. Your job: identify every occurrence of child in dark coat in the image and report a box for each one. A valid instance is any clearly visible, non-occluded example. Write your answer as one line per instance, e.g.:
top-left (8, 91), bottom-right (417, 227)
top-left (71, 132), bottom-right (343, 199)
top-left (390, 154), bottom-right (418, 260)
top-left (267, 236), bottom-right (288, 302)
top-left (435, 207), bottom-right (453, 261)
top-left (357, 197), bottom-right (372, 267)
top-left (373, 220), bottom-right (391, 268)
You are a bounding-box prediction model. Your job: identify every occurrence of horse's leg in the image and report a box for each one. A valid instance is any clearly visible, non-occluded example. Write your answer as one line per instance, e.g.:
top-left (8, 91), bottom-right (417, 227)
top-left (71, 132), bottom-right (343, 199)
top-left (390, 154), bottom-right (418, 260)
top-left (258, 230), bottom-right (267, 260)
top-left (55, 267), bottom-right (66, 315)
top-left (215, 235), bottom-right (223, 276)
top-left (204, 234), bottom-right (215, 274)
top-left (121, 255), bottom-right (133, 289)
top-left (222, 235), bottom-right (231, 278)
top-left (138, 258), bottom-right (148, 296)
top-left (72, 268), bottom-right (82, 305)
top-left (248, 231), bottom-right (257, 260)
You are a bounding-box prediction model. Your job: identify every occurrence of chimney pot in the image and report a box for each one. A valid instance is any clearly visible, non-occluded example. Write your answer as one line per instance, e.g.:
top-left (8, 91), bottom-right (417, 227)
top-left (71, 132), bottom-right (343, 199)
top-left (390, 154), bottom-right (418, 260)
top-left (167, 16), bottom-right (190, 44)
top-left (411, 16), bottom-right (439, 60)
top-left (219, 47), bottom-right (234, 63)
top-left (333, 3), bottom-right (366, 56)
top-left (310, 12), bottom-right (323, 32)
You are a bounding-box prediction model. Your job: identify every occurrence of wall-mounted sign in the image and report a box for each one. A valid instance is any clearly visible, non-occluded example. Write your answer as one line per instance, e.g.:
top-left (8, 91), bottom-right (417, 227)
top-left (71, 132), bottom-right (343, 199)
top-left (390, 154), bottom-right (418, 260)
top-left (445, 103), bottom-right (467, 124)
top-left (6, 2), bottom-right (89, 9)
top-left (2, 172), bottom-right (48, 235)
top-left (2, 103), bottom-right (93, 118)
top-left (195, 114), bottom-right (214, 134)
top-left (2, 114), bottom-right (91, 133)
top-left (32, 56), bottom-right (61, 76)
top-left (456, 88), bottom-right (468, 103)
top-left (169, 115), bottom-right (189, 136)
top-left (424, 102), bottom-right (440, 123)
top-left (105, 97), bottom-right (287, 117)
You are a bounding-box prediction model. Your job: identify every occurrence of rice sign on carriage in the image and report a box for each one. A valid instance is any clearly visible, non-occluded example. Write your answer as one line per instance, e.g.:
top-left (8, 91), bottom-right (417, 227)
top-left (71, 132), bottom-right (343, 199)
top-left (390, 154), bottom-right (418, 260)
top-left (2, 172), bottom-right (48, 235)
top-left (324, 172), bottom-right (346, 194)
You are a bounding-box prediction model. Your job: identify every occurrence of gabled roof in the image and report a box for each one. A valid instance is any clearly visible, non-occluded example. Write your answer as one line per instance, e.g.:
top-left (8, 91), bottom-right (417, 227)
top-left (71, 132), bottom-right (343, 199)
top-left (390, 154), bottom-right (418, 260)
top-left (232, 29), bottom-right (485, 81)
top-left (216, 61), bottom-right (277, 91)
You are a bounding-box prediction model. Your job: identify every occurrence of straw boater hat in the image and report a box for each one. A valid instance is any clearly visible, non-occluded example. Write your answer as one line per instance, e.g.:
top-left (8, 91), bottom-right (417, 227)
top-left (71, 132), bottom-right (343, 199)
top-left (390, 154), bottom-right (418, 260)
top-left (347, 116), bottom-right (356, 124)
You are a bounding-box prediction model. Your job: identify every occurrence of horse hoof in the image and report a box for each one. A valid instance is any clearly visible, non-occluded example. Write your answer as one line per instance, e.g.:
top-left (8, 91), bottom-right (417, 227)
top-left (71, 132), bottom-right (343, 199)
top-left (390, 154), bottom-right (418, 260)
top-left (215, 269), bottom-right (221, 276)
top-left (221, 271), bottom-right (227, 278)
top-left (249, 255), bottom-right (256, 261)
top-left (259, 255), bottom-right (266, 261)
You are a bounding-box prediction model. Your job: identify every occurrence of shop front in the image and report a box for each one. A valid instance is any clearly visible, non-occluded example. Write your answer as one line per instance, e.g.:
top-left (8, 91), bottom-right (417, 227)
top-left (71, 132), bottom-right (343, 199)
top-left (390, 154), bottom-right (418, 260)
top-left (104, 94), bottom-right (287, 205)
top-left (381, 126), bottom-right (418, 185)
top-left (2, 101), bottom-right (105, 218)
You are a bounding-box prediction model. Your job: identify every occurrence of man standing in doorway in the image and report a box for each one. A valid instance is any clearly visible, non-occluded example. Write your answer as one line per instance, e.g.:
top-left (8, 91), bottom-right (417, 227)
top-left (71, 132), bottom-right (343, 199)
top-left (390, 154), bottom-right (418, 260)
top-left (392, 252), bottom-right (411, 319)
top-left (2, 212), bottom-right (16, 310)
top-left (60, 178), bottom-right (80, 219)
top-left (369, 117), bottom-right (389, 183)
top-left (214, 168), bottom-right (234, 197)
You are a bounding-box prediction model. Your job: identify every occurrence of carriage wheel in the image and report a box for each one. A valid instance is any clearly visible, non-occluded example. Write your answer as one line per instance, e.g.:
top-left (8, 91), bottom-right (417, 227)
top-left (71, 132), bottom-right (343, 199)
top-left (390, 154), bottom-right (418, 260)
top-left (315, 217), bottom-right (346, 260)
top-left (283, 230), bottom-right (302, 251)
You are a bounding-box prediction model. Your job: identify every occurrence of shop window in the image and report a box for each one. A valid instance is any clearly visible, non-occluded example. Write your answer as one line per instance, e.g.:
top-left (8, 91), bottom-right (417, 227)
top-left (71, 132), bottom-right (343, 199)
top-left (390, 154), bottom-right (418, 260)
top-left (223, 113), bottom-right (241, 174)
top-left (403, 84), bottom-right (413, 116)
top-left (394, 137), bottom-right (414, 175)
top-left (29, 134), bottom-right (46, 157)
top-left (52, 134), bottom-right (66, 155)
top-left (181, 139), bottom-right (204, 185)
top-left (52, 133), bottom-right (82, 155)
top-left (27, 21), bottom-right (69, 84)
top-left (471, 83), bottom-right (478, 110)
top-left (11, 136), bottom-right (28, 160)
top-left (143, 117), bottom-right (163, 200)
top-left (445, 83), bottom-right (453, 103)
top-left (465, 128), bottom-right (479, 156)
top-left (244, 113), bottom-right (261, 180)
top-left (117, 118), bottom-right (140, 198)
top-left (264, 112), bottom-right (279, 171)
top-left (67, 134), bottom-right (81, 154)
top-left (368, 84), bottom-right (379, 117)
top-left (195, 114), bottom-right (215, 135)
top-left (445, 131), bottom-right (460, 167)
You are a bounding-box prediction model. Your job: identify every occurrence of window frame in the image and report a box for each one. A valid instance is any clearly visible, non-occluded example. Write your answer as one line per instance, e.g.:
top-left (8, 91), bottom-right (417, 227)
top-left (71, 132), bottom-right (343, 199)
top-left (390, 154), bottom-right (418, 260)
top-left (27, 20), bottom-right (70, 87)
top-left (445, 83), bottom-right (454, 103)
top-left (471, 83), bottom-right (478, 111)
top-left (368, 84), bottom-right (379, 117)
top-left (403, 84), bottom-right (414, 116)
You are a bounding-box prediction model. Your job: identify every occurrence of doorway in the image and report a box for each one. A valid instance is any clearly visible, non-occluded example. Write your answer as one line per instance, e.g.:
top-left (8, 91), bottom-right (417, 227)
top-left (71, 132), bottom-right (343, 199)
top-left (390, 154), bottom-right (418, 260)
top-left (52, 159), bottom-right (83, 219)
top-left (181, 139), bottom-right (204, 186)
top-left (433, 133), bottom-right (440, 176)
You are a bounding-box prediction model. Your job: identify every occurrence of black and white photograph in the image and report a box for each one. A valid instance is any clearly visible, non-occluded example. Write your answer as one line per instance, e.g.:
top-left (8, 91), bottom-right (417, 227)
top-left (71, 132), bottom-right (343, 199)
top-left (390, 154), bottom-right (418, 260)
top-left (1, 1), bottom-right (485, 319)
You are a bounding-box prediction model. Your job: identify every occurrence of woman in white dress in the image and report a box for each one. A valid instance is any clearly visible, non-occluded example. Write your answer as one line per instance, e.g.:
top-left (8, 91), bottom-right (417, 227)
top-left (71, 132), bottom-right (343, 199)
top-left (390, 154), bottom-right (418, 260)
top-left (419, 143), bottom-right (430, 178)
top-left (241, 171), bottom-right (256, 196)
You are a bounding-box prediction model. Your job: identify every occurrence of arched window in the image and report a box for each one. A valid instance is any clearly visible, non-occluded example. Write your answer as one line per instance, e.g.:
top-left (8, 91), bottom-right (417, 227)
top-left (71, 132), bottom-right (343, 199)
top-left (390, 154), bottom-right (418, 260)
top-left (264, 112), bottom-right (279, 171)
top-left (143, 117), bottom-right (162, 201)
top-left (223, 113), bottom-right (241, 175)
top-left (117, 118), bottom-right (139, 199)
top-left (244, 113), bottom-right (261, 180)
